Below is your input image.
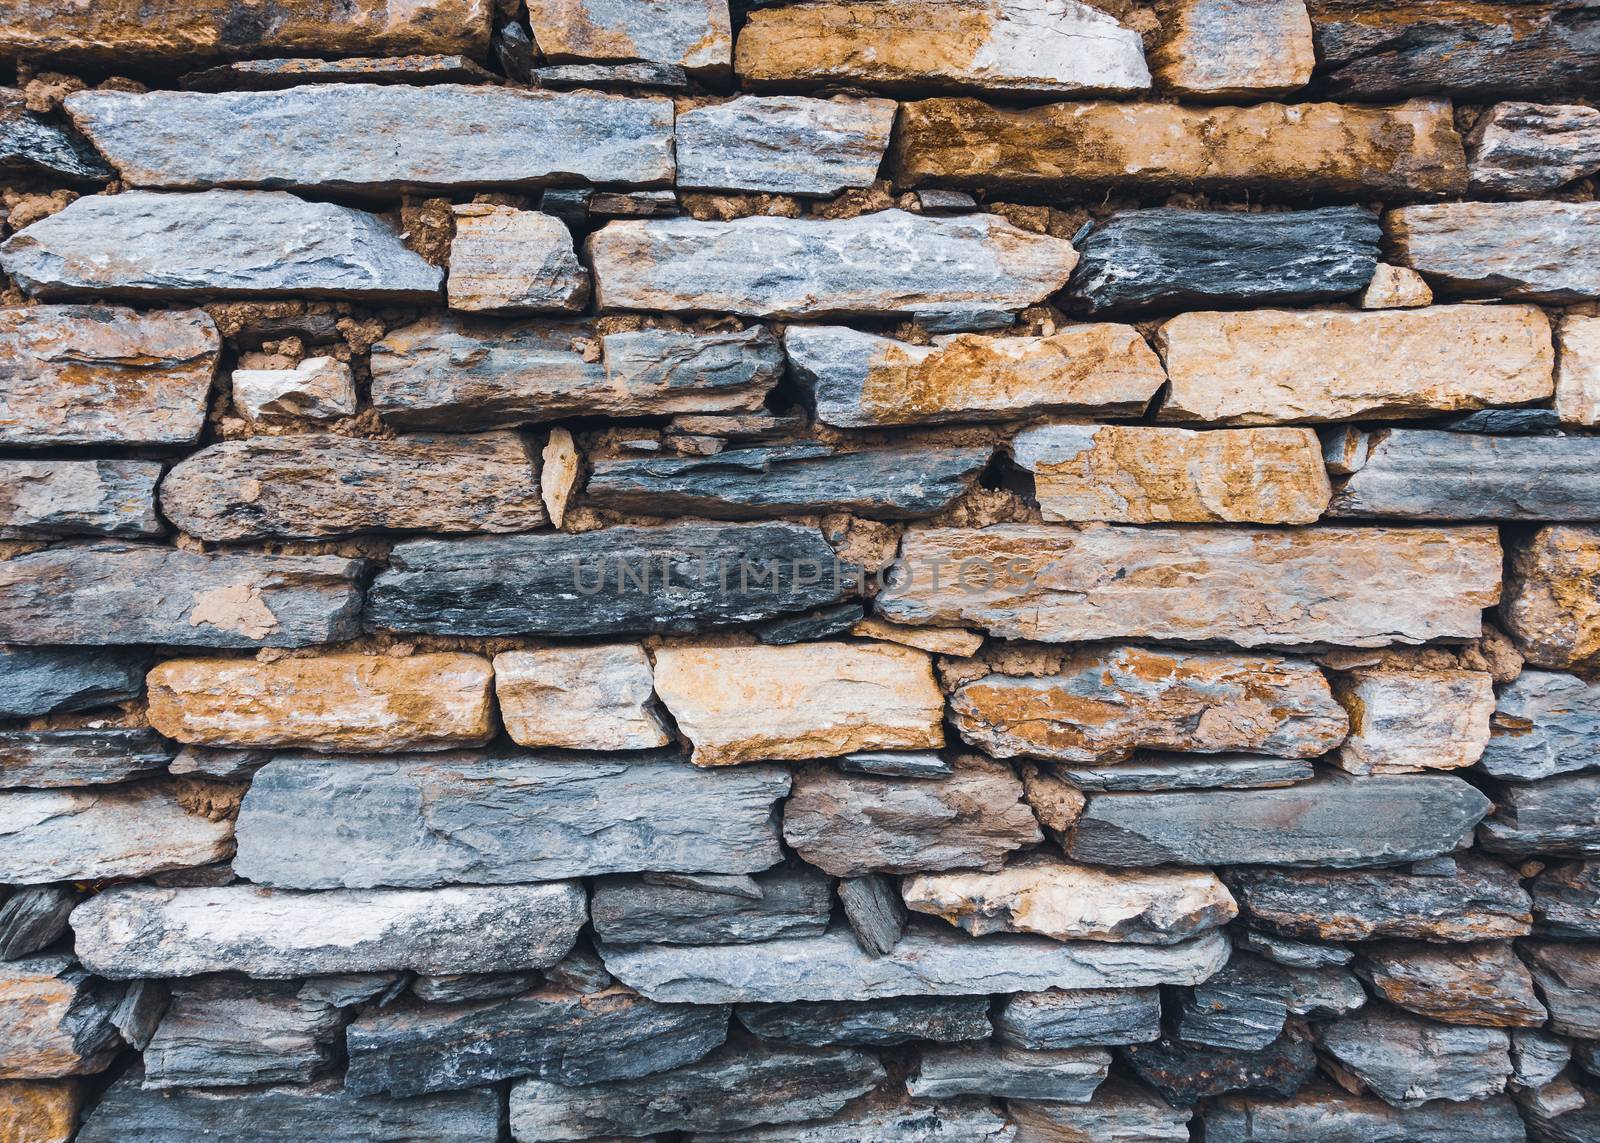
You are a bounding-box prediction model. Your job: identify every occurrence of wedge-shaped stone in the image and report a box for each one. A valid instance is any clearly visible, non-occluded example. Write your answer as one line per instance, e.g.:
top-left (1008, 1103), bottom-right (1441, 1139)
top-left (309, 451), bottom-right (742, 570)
top-left (72, 883), bottom-right (585, 979)
top-left (1223, 857), bottom-right (1533, 942)
top-left (1502, 525), bottom-right (1600, 669)
top-left (908, 1043), bottom-right (1108, 1102)
top-left (1068, 773), bottom-right (1490, 868)
top-left (0, 783), bottom-right (232, 885)
top-left (345, 985), bottom-right (729, 1096)
top-left (1522, 941), bottom-right (1600, 1038)
top-left (528, 0), bottom-right (731, 76)
top-left (1331, 668), bottom-right (1494, 774)
top-left (65, 86), bottom-right (673, 192)
top-left (0, 103), bottom-right (110, 183)
top-left (587, 210), bottom-right (1078, 325)
top-left (0, 729), bottom-right (173, 789)
top-left (495, 645), bottom-right (669, 751)
top-left (142, 977), bottom-right (344, 1089)
top-left (0, 955), bottom-right (122, 1079)
top-left (591, 863), bottom-right (832, 945)
top-left (0, 1079), bottom-right (75, 1143)
top-left (1151, 0), bottom-right (1314, 98)
top-left (601, 921), bottom-right (1230, 1004)
top-left (786, 323), bottom-right (1167, 428)
top-left (783, 755), bottom-right (1040, 876)
top-left (0, 543), bottom-right (364, 648)
top-left (995, 987), bottom-right (1160, 1050)
top-left (1010, 1079), bottom-right (1192, 1142)
top-left (734, 0), bottom-right (1150, 95)
top-left (1479, 771), bottom-right (1600, 858)
top-left (1158, 305), bottom-right (1553, 424)
top-left (879, 524), bottom-right (1502, 648)
top-left (0, 460), bottom-right (161, 538)
top-left (1319, 1007), bottom-right (1511, 1109)
top-left (161, 433), bottom-right (544, 541)
top-left (1387, 202), bottom-right (1600, 302)
top-left (1469, 102), bottom-right (1600, 196)
top-left (510, 1043), bottom-right (884, 1139)
top-left (147, 653), bottom-right (493, 752)
top-left (368, 522), bottom-right (857, 637)
top-left (677, 96), bottom-right (896, 196)
top-left (690, 1090), bottom-right (1014, 1143)
top-left (1122, 1030), bottom-right (1315, 1104)
top-left (0, 305), bottom-right (219, 447)
top-left (447, 205), bottom-right (587, 314)
top-left (371, 317), bottom-right (781, 430)
top-left (181, 54), bottom-right (496, 90)
top-left (1204, 1083), bottom-right (1527, 1143)
top-left (0, 647), bottom-right (147, 719)
top-left (1060, 754), bottom-right (1314, 792)
top-left (893, 98), bottom-right (1466, 199)
top-left (1066, 207), bottom-right (1377, 316)
top-left (1175, 954), bottom-right (1290, 1051)
top-left (736, 996), bottom-right (992, 1047)
top-left (0, 190), bottom-right (442, 302)
top-left (653, 642), bottom-right (944, 767)
top-left (1533, 861), bottom-right (1600, 938)
top-left (234, 752), bottom-right (790, 888)
top-left (1356, 942), bottom-right (1545, 1028)
top-left (838, 873), bottom-right (907, 955)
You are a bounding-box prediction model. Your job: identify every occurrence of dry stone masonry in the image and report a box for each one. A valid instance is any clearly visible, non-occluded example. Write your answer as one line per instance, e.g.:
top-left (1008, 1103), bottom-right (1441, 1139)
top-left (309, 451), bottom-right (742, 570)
top-left (0, 0), bottom-right (1597, 1139)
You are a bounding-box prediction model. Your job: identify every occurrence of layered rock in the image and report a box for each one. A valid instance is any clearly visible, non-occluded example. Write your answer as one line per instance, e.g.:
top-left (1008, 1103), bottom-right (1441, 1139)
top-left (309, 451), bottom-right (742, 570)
top-left (446, 206), bottom-right (588, 314)
top-left (1386, 202), bottom-right (1600, 302)
top-left (591, 863), bottom-right (832, 945)
top-left (141, 978), bottom-right (345, 1088)
top-left (1318, 1007), bottom-right (1512, 1108)
top-left (0, 103), bottom-right (111, 183)
top-left (527, 0), bottom-right (731, 77)
top-left (0, 647), bottom-right (147, 718)
top-left (1330, 668), bottom-right (1494, 774)
top-left (1355, 942), bottom-right (1546, 1027)
top-left (1204, 1083), bottom-right (1527, 1142)
top-left (0, 784), bottom-right (233, 884)
top-left (1122, 1030), bottom-right (1316, 1104)
top-left (735, 997), bottom-right (992, 1048)
top-left (0, 729), bottom-right (173, 789)
top-left (494, 645), bottom-right (670, 751)
top-left (994, 987), bottom-right (1161, 1050)
top-left (837, 874), bottom-right (907, 955)
top-left (0, 887), bottom-right (83, 961)
top-left (1532, 861), bottom-right (1600, 938)
top-left (676, 96), bottom-right (896, 196)
top-left (181, 54), bottom-right (497, 90)
top-left (1479, 771), bottom-right (1600, 858)
top-left (690, 1089), bottom-right (1014, 1142)
top-left (0, 955), bottom-right (122, 1078)
top-left (1059, 754), bottom-right (1314, 792)
top-left (1468, 102), bottom-right (1600, 196)
top-left (1009, 1079), bottom-right (1192, 1141)
top-left (907, 1042), bottom-right (1109, 1101)
top-left (0, 460), bottom-right (158, 538)
top-left (1480, 670), bottom-right (1600, 781)
top-left (1150, 0), bottom-right (1315, 98)
top-left (1501, 526), bottom-right (1600, 668)
top-left (1522, 941), bottom-right (1600, 1038)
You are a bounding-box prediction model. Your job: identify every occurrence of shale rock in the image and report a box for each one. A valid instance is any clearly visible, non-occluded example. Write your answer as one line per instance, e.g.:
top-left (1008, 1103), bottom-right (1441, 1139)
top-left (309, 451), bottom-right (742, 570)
top-left (494, 645), bottom-right (670, 751)
top-left (591, 863), bottom-right (832, 945)
top-left (446, 205), bottom-right (587, 314)
top-left (142, 977), bottom-right (344, 1088)
top-left (526, 0), bottom-right (731, 76)
top-left (1512, 1029), bottom-right (1571, 1089)
top-left (838, 874), bottom-right (908, 955)
top-left (181, 54), bottom-right (497, 90)
top-left (1331, 668), bottom-right (1494, 774)
top-left (1469, 102), bottom-right (1600, 196)
top-left (908, 1042), bottom-right (1109, 1101)
top-left (676, 96), bottom-right (897, 196)
top-left (1318, 1006), bottom-right (1512, 1108)
top-left (1523, 941), bottom-right (1600, 1038)
top-left (1387, 202), bottom-right (1600, 302)
top-left (1009, 1079), bottom-right (1192, 1141)
top-left (0, 647), bottom-right (147, 719)
top-left (1059, 755), bottom-right (1314, 792)
top-left (737, 996), bottom-right (992, 1047)
top-left (1150, 0), bottom-right (1315, 98)
top-left (1532, 861), bottom-right (1600, 938)
top-left (0, 460), bottom-right (161, 538)
top-left (691, 1089), bottom-right (1014, 1142)
top-left (995, 987), bottom-right (1161, 1049)
top-left (231, 356), bottom-right (356, 424)
top-left (1480, 771), bottom-right (1600, 857)
top-left (1355, 942), bottom-right (1546, 1027)
top-left (1175, 954), bottom-right (1291, 1051)
top-left (0, 955), bottom-right (121, 1078)
top-left (1122, 1030), bottom-right (1317, 1104)
top-left (0, 783), bottom-right (233, 884)
top-left (1502, 526), bottom-right (1600, 669)
top-left (410, 973), bottom-right (542, 1005)
top-left (0, 104), bottom-right (110, 183)
top-left (0, 886), bottom-right (76, 960)
top-left (1481, 670), bottom-right (1600, 781)
top-left (1234, 930), bottom-right (1352, 970)
top-left (1204, 1082), bottom-right (1528, 1142)
top-left (0, 729), bottom-right (173, 788)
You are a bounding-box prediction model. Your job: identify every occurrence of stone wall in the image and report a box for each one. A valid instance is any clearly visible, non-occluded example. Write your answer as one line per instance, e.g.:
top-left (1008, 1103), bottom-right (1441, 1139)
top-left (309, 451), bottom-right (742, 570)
top-left (0, 0), bottom-right (1598, 1139)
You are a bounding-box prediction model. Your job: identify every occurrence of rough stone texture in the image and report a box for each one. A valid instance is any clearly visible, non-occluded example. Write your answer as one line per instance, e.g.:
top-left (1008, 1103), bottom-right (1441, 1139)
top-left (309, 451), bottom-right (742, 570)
top-left (782, 755), bottom-right (1040, 876)
top-left (995, 987), bottom-right (1161, 1050)
top-left (1204, 1083), bottom-right (1528, 1142)
top-left (1122, 1030), bottom-right (1316, 1104)
top-left (1059, 754), bottom-right (1314, 792)
top-left (447, 206), bottom-right (587, 314)
top-left (879, 524), bottom-right (1503, 648)
top-left (690, 1090), bottom-right (1014, 1142)
top-left (1502, 526), bottom-right (1600, 669)
top-left (0, 190), bottom-right (443, 302)
top-left (527, 0), bottom-right (731, 77)
top-left (1523, 941), bottom-right (1600, 1038)
top-left (0, 305), bottom-right (219, 447)
top-left (1362, 263), bottom-right (1435, 308)
top-left (1512, 1028), bottom-right (1571, 1089)
top-left (1010, 1079), bottom-right (1192, 1141)
top-left (147, 653), bottom-right (494, 752)
top-left (0, 647), bottom-right (147, 718)
top-left (1558, 313), bottom-right (1600, 426)
top-left (0, 459), bottom-right (161, 539)
top-left (1066, 207), bottom-right (1378, 316)
top-left (0, 104), bottom-right (110, 183)
top-left (787, 323), bottom-right (1167, 428)
top-left (676, 96), bottom-right (896, 196)
top-left (1480, 670), bottom-right (1600, 781)
top-left (1157, 305), bottom-right (1554, 424)
top-left (0, 955), bottom-right (121, 1078)
top-left (893, 98), bottom-right (1467, 199)
top-left (908, 1042), bottom-right (1109, 1101)
top-left (1355, 942), bottom-right (1546, 1027)
top-left (494, 645), bottom-right (669, 751)
top-left (1532, 861), bottom-right (1600, 938)
top-left (0, 784), bottom-right (233, 884)
top-left (734, 0), bottom-right (1151, 96)
top-left (141, 977), bottom-right (344, 1088)
top-left (1068, 773), bottom-right (1491, 868)
top-left (0, 1080), bottom-right (74, 1143)
top-left (71, 882), bottom-right (586, 979)
top-left (233, 752), bottom-right (789, 888)
top-left (587, 210), bottom-right (1078, 324)
top-left (1387, 202), bottom-right (1600, 302)
top-left (232, 356), bottom-right (355, 423)
top-left (541, 427), bottom-right (578, 527)
top-left (1318, 1007), bottom-right (1512, 1108)
top-left (652, 642), bottom-right (944, 767)
top-left (591, 863), bottom-right (832, 945)
top-left (838, 874), bottom-right (907, 956)
top-left (849, 619), bottom-right (983, 658)
top-left (0, 729), bottom-right (172, 789)
top-left (181, 54), bottom-right (496, 90)
top-left (0, 887), bottom-right (77, 961)
top-left (1330, 668), bottom-right (1494, 774)
top-left (1479, 771), bottom-right (1600, 858)
top-left (65, 86), bottom-right (674, 192)
top-left (0, 542), bottom-right (363, 648)
top-left (1468, 102), bottom-right (1600, 196)
top-left (1151, 0), bottom-right (1315, 98)
top-left (736, 996), bottom-right (991, 1047)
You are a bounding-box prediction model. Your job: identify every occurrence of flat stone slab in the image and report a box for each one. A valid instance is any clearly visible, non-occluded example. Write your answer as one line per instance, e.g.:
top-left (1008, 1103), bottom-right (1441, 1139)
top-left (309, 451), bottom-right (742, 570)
top-left (995, 987), bottom-right (1161, 1050)
top-left (141, 977), bottom-right (345, 1089)
top-left (0, 103), bottom-right (111, 184)
top-left (527, 0), bottom-right (731, 76)
top-left (1356, 941), bottom-right (1546, 1028)
top-left (1387, 201), bottom-right (1600, 302)
top-left (1008, 1079), bottom-right (1192, 1141)
top-left (1059, 754), bottom-right (1315, 792)
top-left (71, 882), bottom-right (587, 979)
top-left (1204, 1083), bottom-right (1528, 1143)
top-left (1522, 941), bottom-right (1600, 1039)
top-left (0, 647), bottom-right (148, 719)
top-left (1479, 771), bottom-right (1600, 858)
top-left (1468, 101), bottom-right (1600, 197)
top-left (0, 459), bottom-right (162, 539)
top-left (494, 645), bottom-right (670, 751)
top-left (689, 1090), bottom-right (1015, 1143)
top-left (1318, 1007), bottom-right (1511, 1109)
top-left (180, 54), bottom-right (497, 90)
top-left (0, 729), bottom-right (173, 789)
top-left (592, 863), bottom-right (831, 945)
top-left (1330, 667), bottom-right (1494, 775)
top-left (907, 1042), bottom-right (1108, 1101)
top-left (736, 996), bottom-right (991, 1047)
top-left (676, 96), bottom-right (896, 196)
top-left (0, 190), bottom-right (442, 302)
top-left (1151, 0), bottom-right (1314, 99)
top-left (1533, 860), bottom-right (1600, 939)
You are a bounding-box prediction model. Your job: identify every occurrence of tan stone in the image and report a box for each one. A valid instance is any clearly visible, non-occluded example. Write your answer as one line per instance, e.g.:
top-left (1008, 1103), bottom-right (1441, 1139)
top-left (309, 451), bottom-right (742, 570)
top-left (1157, 305), bottom-right (1553, 425)
top-left (0, 785), bottom-right (235, 885)
top-left (1331, 668), bottom-right (1495, 775)
top-left (1020, 763), bottom-right (1086, 838)
top-left (892, 98), bottom-right (1467, 198)
top-left (527, 0), bottom-right (732, 77)
top-left (902, 854), bottom-right (1237, 944)
top-left (447, 206), bottom-right (588, 315)
top-left (850, 617), bottom-right (984, 657)
top-left (1012, 424), bottom-right (1330, 524)
top-left (1557, 314), bottom-right (1600, 426)
top-left (0, 1080), bottom-right (75, 1143)
top-left (1150, 0), bottom-right (1314, 99)
top-left (146, 653), bottom-right (495, 752)
top-left (1360, 264), bottom-right (1434, 310)
top-left (541, 427), bottom-right (580, 528)
top-left (0, 960), bottom-right (116, 1079)
top-left (652, 642), bottom-right (945, 767)
top-left (1502, 526), bottom-right (1600, 669)
top-left (494, 645), bottom-right (670, 752)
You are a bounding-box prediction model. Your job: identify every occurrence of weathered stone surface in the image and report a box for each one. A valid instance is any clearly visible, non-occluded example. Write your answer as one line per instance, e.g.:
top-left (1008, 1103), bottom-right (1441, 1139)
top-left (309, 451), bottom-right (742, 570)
top-left (738, 996), bottom-right (990, 1047)
top-left (879, 524), bottom-right (1503, 648)
top-left (0, 729), bottom-right (172, 789)
top-left (894, 97), bottom-right (1465, 198)
top-left (1468, 102), bottom-right (1600, 196)
top-left (1355, 942), bottom-right (1545, 1027)
top-left (72, 882), bottom-right (586, 979)
top-left (0, 647), bottom-right (147, 719)
top-left (787, 323), bottom-right (1167, 428)
top-left (691, 1090), bottom-right (1014, 1143)
top-left (446, 205), bottom-right (587, 314)
top-left (494, 645), bottom-right (669, 751)
top-left (1204, 1083), bottom-right (1528, 1142)
top-left (849, 619), bottom-right (984, 658)
top-left (592, 863), bottom-right (831, 945)
top-left (1235, 929), bottom-right (1352, 970)
top-left (181, 54), bottom-right (496, 90)
top-left (1069, 773), bottom-right (1490, 868)
top-left (1060, 754), bottom-right (1314, 792)
top-left (755, 604), bottom-right (866, 646)
top-left (677, 96), bottom-right (895, 195)
top-left (410, 972), bottom-right (542, 1005)
top-left (368, 522), bottom-right (857, 637)
top-left (527, 0), bottom-right (731, 76)
top-left (653, 642), bottom-right (944, 767)
top-left (0, 460), bottom-right (157, 539)
top-left (162, 433), bottom-right (544, 541)
top-left (782, 755), bottom-right (1039, 876)
top-left (345, 984), bottom-right (728, 1096)
top-left (0, 783), bottom-right (232, 885)
top-left (1480, 771), bottom-right (1600, 857)
top-left (541, 426), bottom-right (578, 527)
top-left (995, 987), bottom-right (1160, 1050)
top-left (1010, 1079), bottom-right (1192, 1142)
top-left (66, 86), bottom-right (673, 193)
top-left (1481, 671), bottom-right (1600, 781)
top-left (0, 104), bottom-right (110, 183)
top-left (1526, 942), bottom-right (1600, 1039)
top-left (232, 356), bottom-right (356, 424)
top-left (587, 210), bottom-right (1078, 324)
top-left (0, 190), bottom-right (443, 302)
top-left (1067, 207), bottom-right (1376, 316)
top-left (1522, 1079), bottom-right (1600, 1142)
top-left (1387, 202), bottom-right (1600, 302)
top-left (1533, 861), bottom-right (1600, 938)
top-left (1122, 1030), bottom-right (1316, 1104)
top-left (1502, 526), bottom-right (1600, 669)
top-left (903, 855), bottom-right (1236, 945)
top-left (0, 887), bottom-right (76, 961)
top-left (1151, 0), bottom-right (1314, 98)
top-left (1158, 305), bottom-right (1553, 424)
top-left (168, 747), bottom-right (269, 782)
top-left (0, 305), bottom-right (219, 447)
top-left (536, 60), bottom-right (688, 88)
top-left (1319, 1007), bottom-right (1511, 1108)
top-left (735, 0), bottom-right (1149, 96)
top-left (1558, 315), bottom-right (1600, 433)
top-left (147, 654), bottom-right (492, 752)
top-left (234, 752), bottom-right (789, 888)
top-left (0, 1079), bottom-right (74, 1143)
top-left (908, 1042), bottom-right (1108, 1101)
top-left (838, 874), bottom-right (907, 956)
top-left (371, 317), bottom-right (781, 429)
top-left (951, 646), bottom-right (1346, 763)
top-left (1512, 1028), bottom-right (1571, 1090)
top-left (1362, 262), bottom-right (1435, 308)
top-left (1175, 954), bottom-right (1290, 1051)
top-left (0, 955), bottom-right (121, 1078)
top-left (142, 977), bottom-right (343, 1088)
top-left (1331, 668), bottom-right (1494, 774)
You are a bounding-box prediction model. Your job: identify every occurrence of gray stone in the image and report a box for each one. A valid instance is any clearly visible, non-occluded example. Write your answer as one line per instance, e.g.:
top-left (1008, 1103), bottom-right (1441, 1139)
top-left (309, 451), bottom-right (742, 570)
top-left (535, 61), bottom-right (690, 88)
top-left (1533, 861), bottom-right (1600, 938)
top-left (1512, 1029), bottom-right (1572, 1090)
top-left (544, 949), bottom-right (611, 996)
top-left (592, 863), bottom-right (830, 945)
top-left (0, 460), bottom-right (162, 538)
top-left (690, 1090), bottom-right (1014, 1143)
top-left (753, 602), bottom-right (866, 646)
top-left (1387, 201), bottom-right (1600, 303)
top-left (838, 874), bottom-right (907, 956)
top-left (1058, 754), bottom-right (1314, 792)
top-left (0, 647), bottom-right (147, 718)
top-left (676, 96), bottom-right (896, 196)
top-left (446, 204), bottom-right (588, 315)
top-left (0, 729), bottom-right (173, 789)
top-left (736, 996), bottom-right (991, 1048)
top-left (1122, 1029), bottom-right (1317, 1104)
top-left (180, 54), bottom-right (497, 90)
top-left (908, 1042), bottom-right (1109, 1101)
top-left (1235, 929), bottom-right (1353, 970)
top-left (0, 885), bottom-right (74, 960)
top-left (0, 542), bottom-right (364, 648)
top-left (1318, 1007), bottom-right (1512, 1109)
top-left (1068, 773), bottom-right (1491, 868)
top-left (1516, 1082), bottom-right (1597, 1143)
top-left (1278, 963), bottom-right (1366, 1018)
top-left (71, 882), bottom-right (587, 979)
top-left (0, 953), bottom-right (123, 1077)
top-left (296, 974), bottom-right (403, 1007)
top-left (1010, 1079), bottom-right (1192, 1142)
top-left (641, 872), bottom-right (762, 899)
top-left (0, 104), bottom-right (111, 183)
top-left (143, 977), bottom-right (345, 1088)
top-left (1177, 954), bottom-right (1290, 1051)
top-left (995, 987), bottom-right (1161, 1050)
top-left (1355, 941), bottom-right (1546, 1027)
top-left (168, 747), bottom-right (271, 782)
top-left (837, 751), bottom-right (952, 779)
top-left (65, 85), bottom-right (674, 192)
top-left (1522, 941), bottom-right (1600, 1038)
top-left (599, 921), bottom-right (1230, 1004)
top-left (410, 972), bottom-right (541, 1005)
top-left (110, 979), bottom-right (169, 1052)
top-left (1481, 670), bottom-right (1600, 781)
top-left (1480, 771), bottom-right (1600, 857)
top-left (1067, 206), bottom-right (1378, 316)
top-left (235, 752), bottom-right (790, 888)
top-left (0, 190), bottom-right (443, 302)
top-left (1469, 102), bottom-right (1600, 196)
top-left (1437, 407), bottom-right (1564, 433)
top-left (1204, 1082), bottom-right (1528, 1142)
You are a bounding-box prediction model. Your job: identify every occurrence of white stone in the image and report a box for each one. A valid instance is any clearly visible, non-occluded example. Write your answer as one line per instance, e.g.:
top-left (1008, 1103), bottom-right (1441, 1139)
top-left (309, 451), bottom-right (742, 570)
top-left (232, 356), bottom-right (357, 423)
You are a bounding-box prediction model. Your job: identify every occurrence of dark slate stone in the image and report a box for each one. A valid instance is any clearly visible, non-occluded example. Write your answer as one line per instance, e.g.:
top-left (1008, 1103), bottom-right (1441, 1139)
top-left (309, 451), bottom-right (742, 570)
top-left (591, 862), bottom-right (833, 946)
top-left (1522, 1081), bottom-right (1600, 1143)
top-left (1480, 771), bottom-right (1600, 857)
top-left (542, 948), bottom-right (611, 995)
top-left (109, 978), bottom-right (168, 1051)
top-left (142, 976), bottom-right (346, 1088)
top-left (169, 746), bottom-right (272, 781)
top-left (1434, 407), bottom-right (1564, 434)
top-left (838, 874), bottom-right (908, 956)
top-left (838, 751), bottom-right (954, 779)
top-left (994, 987), bottom-right (1162, 1050)
top-left (1317, 1006), bottom-right (1512, 1108)
top-left (366, 522), bottom-right (860, 637)
top-left (0, 884), bottom-right (76, 959)
top-left (298, 974), bottom-right (404, 1007)
top-left (1205, 1082), bottom-right (1529, 1143)
top-left (410, 972), bottom-right (543, 1005)
top-left (0, 728), bottom-right (173, 788)
top-left (735, 996), bottom-right (992, 1048)
top-left (0, 645), bottom-right (148, 718)
top-left (906, 1042), bottom-right (1110, 1102)
top-left (1065, 207), bottom-right (1379, 316)
top-left (641, 872), bottom-right (763, 898)
top-left (1235, 928), bottom-right (1353, 970)
top-left (0, 104), bottom-right (112, 183)
top-left (1121, 1028), bottom-right (1318, 1105)
top-left (1177, 953), bottom-right (1292, 1051)
top-left (1480, 670), bottom-right (1600, 782)
top-left (1522, 941), bottom-right (1600, 1038)
top-left (1532, 861), bottom-right (1600, 938)
top-left (1058, 753), bottom-right (1314, 792)
top-left (753, 601), bottom-right (865, 645)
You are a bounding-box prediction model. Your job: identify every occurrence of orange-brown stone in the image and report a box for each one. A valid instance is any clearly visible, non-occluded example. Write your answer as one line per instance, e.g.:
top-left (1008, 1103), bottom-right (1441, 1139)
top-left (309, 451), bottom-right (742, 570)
top-left (0, 1080), bottom-right (74, 1143)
